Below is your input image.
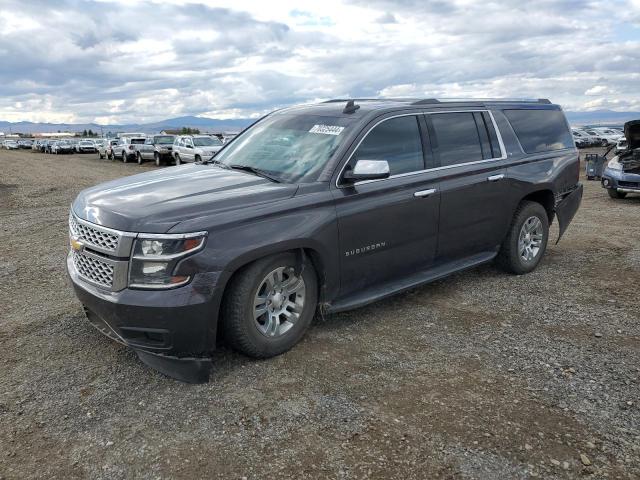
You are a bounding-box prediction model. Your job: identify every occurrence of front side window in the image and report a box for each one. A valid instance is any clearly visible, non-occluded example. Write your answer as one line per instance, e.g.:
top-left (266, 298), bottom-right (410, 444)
top-left (215, 113), bottom-right (355, 183)
top-left (431, 112), bottom-right (484, 166)
top-left (352, 115), bottom-right (424, 175)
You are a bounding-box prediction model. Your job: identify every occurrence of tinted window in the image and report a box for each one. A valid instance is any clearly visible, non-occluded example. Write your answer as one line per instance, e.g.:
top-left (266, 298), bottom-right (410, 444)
top-left (431, 112), bottom-right (484, 166)
top-left (353, 115), bottom-right (424, 175)
top-left (504, 109), bottom-right (573, 153)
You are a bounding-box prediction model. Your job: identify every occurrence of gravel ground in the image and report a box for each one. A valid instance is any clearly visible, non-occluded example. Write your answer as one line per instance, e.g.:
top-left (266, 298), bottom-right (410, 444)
top-left (0, 147), bottom-right (639, 479)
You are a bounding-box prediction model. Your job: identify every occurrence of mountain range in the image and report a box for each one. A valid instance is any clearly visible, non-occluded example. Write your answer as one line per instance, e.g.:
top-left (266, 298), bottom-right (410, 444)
top-left (1, 110), bottom-right (639, 135)
top-left (0, 116), bottom-right (252, 135)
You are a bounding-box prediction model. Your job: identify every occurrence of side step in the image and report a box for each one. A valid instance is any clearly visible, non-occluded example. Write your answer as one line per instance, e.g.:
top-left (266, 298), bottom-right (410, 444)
top-left (326, 251), bottom-right (497, 314)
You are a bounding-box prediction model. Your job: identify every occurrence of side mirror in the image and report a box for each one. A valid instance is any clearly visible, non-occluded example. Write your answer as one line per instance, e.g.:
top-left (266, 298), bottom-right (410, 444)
top-left (343, 159), bottom-right (390, 182)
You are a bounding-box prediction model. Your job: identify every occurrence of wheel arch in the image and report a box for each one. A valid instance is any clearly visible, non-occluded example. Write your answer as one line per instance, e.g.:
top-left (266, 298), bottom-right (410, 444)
top-left (520, 189), bottom-right (555, 224)
top-left (213, 244), bottom-right (330, 333)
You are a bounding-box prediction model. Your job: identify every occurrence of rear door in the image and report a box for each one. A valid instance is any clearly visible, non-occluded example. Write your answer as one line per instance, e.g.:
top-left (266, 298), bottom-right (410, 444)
top-left (427, 111), bottom-right (512, 262)
top-left (332, 114), bottom-right (441, 298)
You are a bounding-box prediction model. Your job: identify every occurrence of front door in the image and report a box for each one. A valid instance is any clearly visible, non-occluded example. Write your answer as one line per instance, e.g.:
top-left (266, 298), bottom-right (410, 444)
top-left (332, 114), bottom-right (440, 298)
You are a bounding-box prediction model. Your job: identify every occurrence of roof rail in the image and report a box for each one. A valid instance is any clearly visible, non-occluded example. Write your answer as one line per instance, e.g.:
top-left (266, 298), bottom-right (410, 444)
top-left (411, 98), bottom-right (551, 105)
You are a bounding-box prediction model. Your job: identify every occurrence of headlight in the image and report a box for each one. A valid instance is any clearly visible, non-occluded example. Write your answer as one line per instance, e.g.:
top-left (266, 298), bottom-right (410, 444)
top-left (128, 232), bottom-right (207, 289)
top-left (607, 157), bottom-right (622, 171)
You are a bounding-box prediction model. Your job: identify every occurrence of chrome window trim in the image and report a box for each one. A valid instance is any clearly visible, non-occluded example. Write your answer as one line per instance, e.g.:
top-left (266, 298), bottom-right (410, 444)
top-left (335, 109), bottom-right (507, 188)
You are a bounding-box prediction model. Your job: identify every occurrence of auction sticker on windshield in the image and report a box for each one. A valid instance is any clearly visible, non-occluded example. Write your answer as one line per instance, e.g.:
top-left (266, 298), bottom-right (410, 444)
top-left (309, 124), bottom-right (345, 135)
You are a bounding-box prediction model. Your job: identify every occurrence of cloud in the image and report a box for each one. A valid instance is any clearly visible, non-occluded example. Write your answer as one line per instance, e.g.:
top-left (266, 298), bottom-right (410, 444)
top-left (0, 0), bottom-right (639, 124)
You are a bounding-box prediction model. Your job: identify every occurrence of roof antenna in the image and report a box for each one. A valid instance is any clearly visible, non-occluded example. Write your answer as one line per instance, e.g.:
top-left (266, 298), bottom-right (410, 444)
top-left (343, 100), bottom-right (360, 114)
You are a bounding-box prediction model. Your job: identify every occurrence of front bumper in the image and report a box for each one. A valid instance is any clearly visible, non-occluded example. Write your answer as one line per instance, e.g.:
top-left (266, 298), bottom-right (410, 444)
top-left (67, 253), bottom-right (223, 382)
top-left (601, 167), bottom-right (640, 194)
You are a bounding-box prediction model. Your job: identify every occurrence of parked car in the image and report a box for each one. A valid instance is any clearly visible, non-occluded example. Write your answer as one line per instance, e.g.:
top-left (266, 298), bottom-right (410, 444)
top-left (45, 140), bottom-right (57, 153)
top-left (66, 98), bottom-right (582, 382)
top-left (572, 131), bottom-right (589, 148)
top-left (601, 120), bottom-right (640, 199)
top-left (135, 135), bottom-right (176, 165)
top-left (17, 139), bottom-right (33, 149)
top-left (571, 128), bottom-right (602, 147)
top-left (97, 139), bottom-right (119, 159)
top-left (172, 135), bottom-right (223, 164)
top-left (615, 137), bottom-right (628, 154)
top-left (52, 140), bottom-right (75, 154)
top-left (76, 139), bottom-right (97, 153)
top-left (590, 127), bottom-right (623, 146)
top-left (3, 140), bottom-right (19, 150)
top-left (113, 136), bottom-right (147, 162)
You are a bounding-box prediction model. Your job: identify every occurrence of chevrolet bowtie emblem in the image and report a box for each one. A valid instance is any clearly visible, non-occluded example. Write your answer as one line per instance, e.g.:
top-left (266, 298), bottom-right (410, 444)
top-left (70, 236), bottom-right (84, 252)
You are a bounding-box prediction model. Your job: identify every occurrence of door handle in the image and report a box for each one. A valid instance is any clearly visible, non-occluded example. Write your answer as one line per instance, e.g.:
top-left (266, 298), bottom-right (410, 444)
top-left (487, 174), bottom-right (505, 182)
top-left (414, 188), bottom-right (437, 198)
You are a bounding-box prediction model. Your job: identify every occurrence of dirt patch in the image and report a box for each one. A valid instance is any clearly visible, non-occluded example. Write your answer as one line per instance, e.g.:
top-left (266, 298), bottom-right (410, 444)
top-left (0, 147), bottom-right (638, 479)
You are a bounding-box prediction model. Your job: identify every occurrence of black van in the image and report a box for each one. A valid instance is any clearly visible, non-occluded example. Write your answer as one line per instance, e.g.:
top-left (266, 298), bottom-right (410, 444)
top-left (67, 98), bottom-right (583, 382)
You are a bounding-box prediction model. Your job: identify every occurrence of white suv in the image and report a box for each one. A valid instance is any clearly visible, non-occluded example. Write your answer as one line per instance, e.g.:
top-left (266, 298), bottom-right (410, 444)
top-left (172, 135), bottom-right (223, 165)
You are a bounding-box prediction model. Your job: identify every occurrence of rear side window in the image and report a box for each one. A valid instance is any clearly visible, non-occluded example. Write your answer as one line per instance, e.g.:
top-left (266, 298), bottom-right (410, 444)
top-left (353, 115), bottom-right (424, 176)
top-left (504, 109), bottom-right (574, 153)
top-left (431, 112), bottom-right (485, 166)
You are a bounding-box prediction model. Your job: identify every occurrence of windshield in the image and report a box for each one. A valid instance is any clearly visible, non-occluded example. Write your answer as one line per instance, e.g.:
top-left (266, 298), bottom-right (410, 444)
top-left (130, 138), bottom-right (146, 144)
top-left (215, 113), bottom-right (354, 183)
top-left (193, 136), bottom-right (222, 147)
top-left (154, 135), bottom-right (174, 144)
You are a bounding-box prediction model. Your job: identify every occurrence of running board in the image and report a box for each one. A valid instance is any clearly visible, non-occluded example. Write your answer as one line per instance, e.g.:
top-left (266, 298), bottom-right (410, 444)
top-left (326, 251), bottom-right (497, 314)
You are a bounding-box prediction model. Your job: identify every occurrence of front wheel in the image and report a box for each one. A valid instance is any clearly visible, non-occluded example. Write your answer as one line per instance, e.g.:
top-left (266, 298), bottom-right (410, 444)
top-left (175, 153), bottom-right (181, 165)
top-left (122, 151), bottom-right (128, 163)
top-left (607, 189), bottom-right (627, 199)
top-left (222, 253), bottom-right (318, 358)
top-left (137, 153), bottom-right (143, 165)
top-left (154, 152), bottom-right (162, 166)
top-left (496, 201), bottom-right (549, 275)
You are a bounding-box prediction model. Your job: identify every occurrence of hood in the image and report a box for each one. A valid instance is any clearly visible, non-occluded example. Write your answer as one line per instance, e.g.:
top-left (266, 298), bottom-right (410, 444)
top-left (624, 120), bottom-right (640, 150)
top-left (72, 164), bottom-right (298, 233)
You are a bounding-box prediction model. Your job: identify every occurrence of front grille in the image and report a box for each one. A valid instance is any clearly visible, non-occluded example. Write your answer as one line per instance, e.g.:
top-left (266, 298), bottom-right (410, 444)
top-left (69, 213), bottom-right (120, 252)
top-left (72, 251), bottom-right (114, 288)
top-left (619, 181), bottom-right (640, 189)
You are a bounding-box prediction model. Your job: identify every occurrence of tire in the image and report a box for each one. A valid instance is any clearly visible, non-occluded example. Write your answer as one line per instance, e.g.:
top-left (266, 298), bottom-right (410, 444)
top-left (222, 252), bottom-right (318, 359)
top-left (601, 139), bottom-right (608, 147)
top-left (496, 201), bottom-right (549, 275)
top-left (137, 153), bottom-right (143, 165)
top-left (175, 153), bottom-right (181, 165)
top-left (122, 150), bottom-right (128, 163)
top-left (195, 155), bottom-right (201, 163)
top-left (154, 152), bottom-right (162, 166)
top-left (607, 189), bottom-right (627, 199)
top-left (587, 176), bottom-right (594, 181)
top-left (99, 152), bottom-right (104, 159)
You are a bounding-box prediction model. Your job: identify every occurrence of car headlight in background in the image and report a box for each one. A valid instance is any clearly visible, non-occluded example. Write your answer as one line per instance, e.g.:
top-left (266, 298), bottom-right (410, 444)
top-left (607, 157), bottom-right (623, 171)
top-left (129, 232), bottom-right (207, 289)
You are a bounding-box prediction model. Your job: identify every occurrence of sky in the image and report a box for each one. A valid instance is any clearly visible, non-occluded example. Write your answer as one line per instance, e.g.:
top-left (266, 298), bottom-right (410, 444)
top-left (0, 0), bottom-right (639, 124)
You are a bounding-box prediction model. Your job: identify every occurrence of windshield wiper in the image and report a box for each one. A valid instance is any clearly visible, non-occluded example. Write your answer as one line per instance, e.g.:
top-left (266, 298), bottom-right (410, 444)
top-left (228, 164), bottom-right (282, 183)
top-left (200, 157), bottom-right (230, 169)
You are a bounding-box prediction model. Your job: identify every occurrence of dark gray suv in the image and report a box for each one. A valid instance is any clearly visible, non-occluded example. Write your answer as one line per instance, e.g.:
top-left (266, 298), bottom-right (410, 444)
top-left (67, 98), bottom-right (583, 382)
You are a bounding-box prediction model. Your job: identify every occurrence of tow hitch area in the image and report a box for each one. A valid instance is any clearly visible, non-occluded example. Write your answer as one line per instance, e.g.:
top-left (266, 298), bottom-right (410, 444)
top-left (555, 183), bottom-right (583, 243)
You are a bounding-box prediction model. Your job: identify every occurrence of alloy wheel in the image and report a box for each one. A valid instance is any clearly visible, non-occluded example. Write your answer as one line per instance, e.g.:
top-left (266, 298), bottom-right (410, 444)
top-left (253, 267), bottom-right (306, 338)
top-left (518, 216), bottom-right (544, 262)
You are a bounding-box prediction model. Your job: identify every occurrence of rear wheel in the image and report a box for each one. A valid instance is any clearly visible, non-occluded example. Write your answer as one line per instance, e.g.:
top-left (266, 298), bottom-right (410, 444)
top-left (137, 152), bottom-right (143, 165)
top-left (607, 189), bottom-right (627, 199)
top-left (496, 201), bottom-right (549, 275)
top-left (195, 155), bottom-right (201, 163)
top-left (222, 253), bottom-right (318, 358)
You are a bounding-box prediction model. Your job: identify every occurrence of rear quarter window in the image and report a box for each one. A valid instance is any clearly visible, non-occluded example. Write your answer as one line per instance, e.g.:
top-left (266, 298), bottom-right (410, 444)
top-left (504, 109), bottom-right (574, 153)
